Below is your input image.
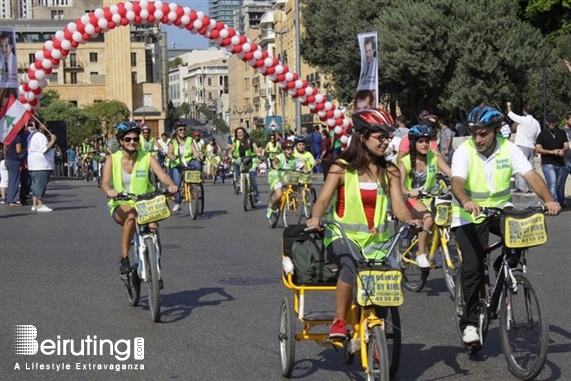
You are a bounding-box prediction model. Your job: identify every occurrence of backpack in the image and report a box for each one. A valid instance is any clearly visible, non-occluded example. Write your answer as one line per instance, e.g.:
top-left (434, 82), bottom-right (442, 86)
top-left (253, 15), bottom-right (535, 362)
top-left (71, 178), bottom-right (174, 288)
top-left (283, 225), bottom-right (339, 285)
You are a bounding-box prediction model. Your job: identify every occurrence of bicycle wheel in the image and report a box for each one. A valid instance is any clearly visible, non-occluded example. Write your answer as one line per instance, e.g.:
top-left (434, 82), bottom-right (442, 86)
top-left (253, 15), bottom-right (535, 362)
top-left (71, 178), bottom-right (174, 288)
top-left (454, 264), bottom-right (487, 353)
top-left (279, 296), bottom-right (296, 378)
top-left (376, 307), bottom-right (401, 376)
top-left (302, 187), bottom-right (313, 219)
top-left (311, 186), bottom-right (317, 203)
top-left (198, 183), bottom-right (204, 215)
top-left (400, 242), bottom-right (429, 292)
top-left (188, 184), bottom-right (198, 220)
top-left (282, 192), bottom-right (302, 227)
top-left (233, 173), bottom-right (240, 195)
top-left (243, 176), bottom-right (251, 211)
top-left (126, 243), bottom-right (140, 307)
top-left (499, 271), bottom-right (549, 380)
top-left (145, 237), bottom-right (161, 323)
top-left (441, 233), bottom-right (461, 300)
top-left (267, 192), bottom-right (279, 228)
top-left (366, 325), bottom-right (390, 381)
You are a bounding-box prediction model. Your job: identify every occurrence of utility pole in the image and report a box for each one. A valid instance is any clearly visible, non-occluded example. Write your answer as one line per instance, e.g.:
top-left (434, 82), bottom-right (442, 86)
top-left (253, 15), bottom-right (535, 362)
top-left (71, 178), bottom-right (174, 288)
top-left (294, 0), bottom-right (302, 135)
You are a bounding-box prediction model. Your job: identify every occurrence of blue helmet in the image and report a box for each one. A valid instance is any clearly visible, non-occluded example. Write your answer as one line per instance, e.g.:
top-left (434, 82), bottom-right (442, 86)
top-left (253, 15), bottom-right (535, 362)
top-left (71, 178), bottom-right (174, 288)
top-left (294, 135), bottom-right (306, 144)
top-left (468, 106), bottom-right (503, 129)
top-left (408, 124), bottom-right (431, 139)
top-left (116, 121), bottom-right (140, 139)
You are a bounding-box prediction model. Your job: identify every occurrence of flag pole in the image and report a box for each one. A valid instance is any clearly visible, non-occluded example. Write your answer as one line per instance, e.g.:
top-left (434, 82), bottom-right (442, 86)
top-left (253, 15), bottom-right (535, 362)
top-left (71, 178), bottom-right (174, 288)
top-left (31, 113), bottom-right (54, 137)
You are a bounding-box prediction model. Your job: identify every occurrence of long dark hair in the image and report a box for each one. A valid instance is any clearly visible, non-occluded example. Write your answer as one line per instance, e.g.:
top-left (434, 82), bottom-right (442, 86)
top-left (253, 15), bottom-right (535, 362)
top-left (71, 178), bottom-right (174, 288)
top-left (408, 137), bottom-right (426, 180)
top-left (334, 129), bottom-right (393, 195)
top-left (234, 127), bottom-right (250, 150)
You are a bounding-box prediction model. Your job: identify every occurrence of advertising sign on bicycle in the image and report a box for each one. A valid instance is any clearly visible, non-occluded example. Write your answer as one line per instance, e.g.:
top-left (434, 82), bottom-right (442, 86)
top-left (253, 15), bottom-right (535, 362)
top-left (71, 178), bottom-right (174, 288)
top-left (135, 195), bottom-right (171, 224)
top-left (355, 269), bottom-right (403, 307)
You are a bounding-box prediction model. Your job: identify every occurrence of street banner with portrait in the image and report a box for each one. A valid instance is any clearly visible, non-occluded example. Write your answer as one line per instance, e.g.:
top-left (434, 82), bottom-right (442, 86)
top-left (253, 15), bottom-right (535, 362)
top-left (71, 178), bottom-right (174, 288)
top-left (1, 27), bottom-right (19, 114)
top-left (356, 32), bottom-right (378, 107)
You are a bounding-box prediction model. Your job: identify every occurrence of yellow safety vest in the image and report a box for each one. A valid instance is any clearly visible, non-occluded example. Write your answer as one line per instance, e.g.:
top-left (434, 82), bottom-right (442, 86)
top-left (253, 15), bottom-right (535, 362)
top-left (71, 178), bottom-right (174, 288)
top-left (294, 150), bottom-right (315, 170)
top-left (400, 151), bottom-right (438, 191)
top-left (107, 151), bottom-right (155, 214)
top-left (452, 138), bottom-right (512, 224)
top-left (170, 137), bottom-right (194, 167)
top-left (324, 163), bottom-right (390, 259)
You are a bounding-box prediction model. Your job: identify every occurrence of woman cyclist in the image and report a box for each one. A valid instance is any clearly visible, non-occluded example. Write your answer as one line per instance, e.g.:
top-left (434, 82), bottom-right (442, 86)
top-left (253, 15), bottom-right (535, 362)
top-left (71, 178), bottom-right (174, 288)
top-left (398, 125), bottom-right (452, 268)
top-left (205, 136), bottom-right (222, 179)
top-left (266, 140), bottom-right (303, 219)
top-left (307, 108), bottom-right (416, 338)
top-left (226, 127), bottom-right (263, 203)
top-left (101, 122), bottom-right (178, 274)
top-left (265, 133), bottom-right (281, 167)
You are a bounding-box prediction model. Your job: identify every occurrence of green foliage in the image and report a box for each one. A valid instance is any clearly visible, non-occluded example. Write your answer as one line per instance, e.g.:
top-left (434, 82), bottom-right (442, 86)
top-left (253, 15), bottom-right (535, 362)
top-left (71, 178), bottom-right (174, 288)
top-left (514, 0), bottom-right (571, 38)
top-left (37, 100), bottom-right (96, 146)
top-left (249, 128), bottom-right (265, 149)
top-left (82, 100), bottom-right (130, 139)
top-left (168, 57), bottom-right (183, 69)
top-left (197, 104), bottom-right (230, 133)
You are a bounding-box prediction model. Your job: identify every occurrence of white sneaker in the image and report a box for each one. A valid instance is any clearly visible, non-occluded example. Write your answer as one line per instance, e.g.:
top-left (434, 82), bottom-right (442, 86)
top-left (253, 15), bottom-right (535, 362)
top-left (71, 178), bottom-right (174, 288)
top-left (31, 206), bottom-right (37, 212)
top-left (462, 325), bottom-right (480, 345)
top-left (172, 204), bottom-right (181, 212)
top-left (36, 205), bottom-right (53, 212)
top-left (416, 254), bottom-right (431, 269)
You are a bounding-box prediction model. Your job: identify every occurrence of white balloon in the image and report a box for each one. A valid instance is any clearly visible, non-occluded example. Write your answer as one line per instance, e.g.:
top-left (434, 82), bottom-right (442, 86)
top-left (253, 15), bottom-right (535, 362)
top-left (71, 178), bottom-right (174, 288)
top-left (124, 2), bottom-right (133, 11)
top-left (236, 51), bottom-right (245, 60)
top-left (284, 72), bottom-right (294, 82)
top-left (242, 43), bottom-right (251, 52)
top-left (315, 94), bottom-right (324, 103)
top-left (180, 15), bottom-right (189, 25)
top-left (85, 24), bottom-right (95, 34)
top-left (193, 20), bottom-right (203, 29)
top-left (267, 73), bottom-right (277, 81)
top-left (278, 81), bottom-right (287, 89)
top-left (327, 119), bottom-right (336, 127)
top-left (44, 41), bottom-right (54, 51)
top-left (295, 79), bottom-right (303, 89)
top-left (24, 103), bottom-right (33, 111)
top-left (67, 22), bottom-right (77, 32)
top-left (72, 32), bottom-right (82, 42)
top-left (308, 103), bottom-right (317, 110)
top-left (37, 92), bottom-right (44, 100)
top-left (139, 1), bottom-right (148, 9)
top-left (110, 5), bottom-right (119, 14)
top-left (305, 87), bottom-right (314, 96)
top-left (112, 13), bottom-right (121, 23)
top-left (154, 1), bottom-right (163, 9)
top-left (298, 95), bottom-right (307, 103)
top-left (288, 88), bottom-right (297, 96)
top-left (253, 50), bottom-right (262, 60)
top-left (55, 31), bottom-right (65, 41)
top-left (334, 126), bottom-right (342, 134)
top-left (126, 11), bottom-right (136, 21)
top-left (39, 79), bottom-right (48, 87)
top-left (61, 40), bottom-right (71, 50)
top-left (81, 15), bottom-right (90, 24)
top-left (340, 135), bottom-right (349, 144)
top-left (25, 91), bottom-right (36, 101)
top-left (342, 119), bottom-right (350, 127)
top-left (333, 109), bottom-right (342, 118)
top-left (324, 101), bottom-right (333, 111)
top-left (35, 51), bottom-right (45, 61)
top-left (51, 49), bottom-right (61, 59)
top-left (231, 36), bottom-right (240, 45)
top-left (220, 29), bottom-right (228, 39)
top-left (41, 59), bottom-right (52, 69)
top-left (167, 12), bottom-right (177, 22)
top-left (52, 62), bottom-right (60, 69)
top-left (317, 110), bottom-right (326, 118)
top-left (257, 65), bottom-right (267, 74)
top-left (19, 85), bottom-right (25, 94)
top-left (274, 65), bottom-right (284, 74)
top-left (169, 3), bottom-right (177, 12)
top-left (35, 70), bottom-right (45, 80)
top-left (94, 8), bottom-right (104, 18)
top-left (154, 10), bottom-right (164, 20)
top-left (98, 19), bottom-right (108, 28)
top-left (247, 58), bottom-right (256, 67)
top-left (263, 57), bottom-right (273, 67)
top-left (196, 11), bottom-right (204, 20)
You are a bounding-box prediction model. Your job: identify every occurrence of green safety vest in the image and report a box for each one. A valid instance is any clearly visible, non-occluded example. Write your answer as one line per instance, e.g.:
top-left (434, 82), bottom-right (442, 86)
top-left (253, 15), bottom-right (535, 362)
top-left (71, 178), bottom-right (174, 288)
top-left (81, 143), bottom-right (91, 155)
top-left (294, 150), bottom-right (315, 170)
top-left (267, 142), bottom-right (280, 160)
top-left (451, 138), bottom-right (512, 225)
top-left (139, 135), bottom-right (153, 152)
top-left (170, 137), bottom-right (194, 168)
top-left (324, 162), bottom-right (390, 259)
top-left (400, 151), bottom-right (438, 191)
top-left (107, 151), bottom-right (155, 214)
top-left (232, 138), bottom-right (254, 158)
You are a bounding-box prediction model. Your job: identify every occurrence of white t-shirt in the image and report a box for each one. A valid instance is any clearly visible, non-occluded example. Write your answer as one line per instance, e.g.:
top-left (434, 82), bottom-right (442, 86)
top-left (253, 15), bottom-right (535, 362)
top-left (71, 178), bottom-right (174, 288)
top-left (508, 111), bottom-right (540, 149)
top-left (451, 138), bottom-right (533, 227)
top-left (27, 131), bottom-right (54, 170)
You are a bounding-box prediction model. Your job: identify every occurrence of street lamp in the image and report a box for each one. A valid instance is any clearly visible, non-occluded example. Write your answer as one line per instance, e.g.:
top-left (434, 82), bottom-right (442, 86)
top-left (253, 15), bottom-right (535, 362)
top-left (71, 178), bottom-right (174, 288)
top-left (245, 105), bottom-right (254, 133)
top-left (233, 105), bottom-right (246, 128)
top-left (294, 0), bottom-right (302, 134)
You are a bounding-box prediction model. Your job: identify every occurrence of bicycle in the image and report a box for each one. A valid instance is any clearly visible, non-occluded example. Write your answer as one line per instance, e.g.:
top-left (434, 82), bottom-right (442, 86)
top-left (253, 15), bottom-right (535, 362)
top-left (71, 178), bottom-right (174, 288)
top-left (280, 220), bottom-right (429, 380)
top-left (298, 165), bottom-right (318, 219)
top-left (117, 190), bottom-right (171, 323)
top-left (454, 206), bottom-right (549, 380)
top-left (396, 185), bottom-right (462, 297)
top-left (96, 152), bottom-right (106, 188)
top-left (267, 169), bottom-right (303, 228)
top-left (181, 164), bottom-right (204, 220)
top-left (237, 157), bottom-right (256, 212)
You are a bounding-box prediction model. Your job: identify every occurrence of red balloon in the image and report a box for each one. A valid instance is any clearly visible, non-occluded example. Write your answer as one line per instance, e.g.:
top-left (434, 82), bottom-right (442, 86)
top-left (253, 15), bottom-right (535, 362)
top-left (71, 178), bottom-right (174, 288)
top-left (104, 9), bottom-right (112, 20)
top-left (276, 74), bottom-right (285, 82)
top-left (266, 67), bottom-right (275, 75)
top-left (244, 52), bottom-right (253, 61)
top-left (107, 21), bottom-right (115, 29)
top-left (227, 28), bottom-right (236, 37)
top-left (335, 118), bottom-right (344, 126)
top-left (83, 32), bottom-right (91, 40)
top-left (147, 15), bottom-right (155, 23)
top-left (297, 89), bottom-right (305, 97)
top-left (32, 88), bottom-right (41, 95)
top-left (326, 110), bottom-right (334, 119)
top-left (94, 26), bottom-right (102, 34)
top-left (147, 2), bottom-right (156, 14)
top-left (161, 4), bottom-right (169, 14)
top-left (34, 61), bottom-right (42, 70)
top-left (60, 49), bottom-right (69, 56)
top-left (176, 6), bottom-right (184, 17)
top-left (316, 102), bottom-right (325, 111)
top-left (20, 94), bottom-right (27, 103)
top-left (256, 59), bottom-right (265, 67)
top-left (44, 67), bottom-right (52, 74)
top-left (233, 45), bottom-right (243, 53)
top-left (43, 49), bottom-right (51, 59)
top-left (198, 26), bottom-right (208, 35)
top-left (222, 37), bottom-right (232, 46)
top-left (28, 71), bottom-right (36, 80)
top-left (202, 16), bottom-right (210, 26)
top-left (292, 73), bottom-right (299, 81)
top-left (89, 13), bottom-right (98, 25)
top-left (286, 81), bottom-right (295, 90)
top-left (75, 22), bottom-right (85, 33)
top-left (23, 82), bottom-right (31, 91)
top-left (250, 43), bottom-right (258, 52)
top-left (53, 39), bottom-right (61, 49)
top-left (51, 58), bottom-right (59, 65)
top-left (117, 4), bottom-right (127, 17)
top-left (64, 30), bottom-right (72, 40)
top-left (120, 18), bottom-right (129, 26)
top-left (71, 41), bottom-right (79, 48)
top-left (216, 21), bottom-right (224, 30)
top-left (302, 80), bottom-right (309, 88)
top-left (161, 15), bottom-right (169, 24)
top-left (307, 95), bottom-right (315, 104)
top-left (239, 36), bottom-right (247, 44)
top-left (132, 1), bottom-right (141, 14)
top-left (173, 19), bottom-right (180, 27)
top-left (189, 10), bottom-right (197, 22)
top-left (210, 30), bottom-right (220, 39)
top-left (134, 15), bottom-right (142, 24)
top-left (319, 115), bottom-right (328, 121)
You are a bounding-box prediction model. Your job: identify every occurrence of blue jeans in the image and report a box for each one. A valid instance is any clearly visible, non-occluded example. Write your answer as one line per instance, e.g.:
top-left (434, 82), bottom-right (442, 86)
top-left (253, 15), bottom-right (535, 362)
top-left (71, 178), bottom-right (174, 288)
top-left (30, 170), bottom-right (52, 199)
top-left (189, 159), bottom-right (203, 173)
top-left (541, 164), bottom-right (566, 207)
top-left (5, 159), bottom-right (21, 203)
top-left (232, 161), bottom-right (259, 199)
top-left (170, 166), bottom-right (183, 204)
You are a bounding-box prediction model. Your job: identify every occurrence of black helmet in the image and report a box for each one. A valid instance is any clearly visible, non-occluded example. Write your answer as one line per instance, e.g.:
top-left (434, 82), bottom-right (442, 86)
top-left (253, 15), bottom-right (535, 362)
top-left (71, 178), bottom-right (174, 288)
top-left (282, 140), bottom-right (294, 150)
top-left (116, 121), bottom-right (140, 139)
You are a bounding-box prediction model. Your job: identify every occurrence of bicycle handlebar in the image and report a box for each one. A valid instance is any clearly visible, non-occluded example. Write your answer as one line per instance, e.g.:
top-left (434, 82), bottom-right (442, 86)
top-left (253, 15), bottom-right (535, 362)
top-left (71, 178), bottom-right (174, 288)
top-left (112, 189), bottom-right (172, 201)
top-left (478, 205), bottom-right (547, 219)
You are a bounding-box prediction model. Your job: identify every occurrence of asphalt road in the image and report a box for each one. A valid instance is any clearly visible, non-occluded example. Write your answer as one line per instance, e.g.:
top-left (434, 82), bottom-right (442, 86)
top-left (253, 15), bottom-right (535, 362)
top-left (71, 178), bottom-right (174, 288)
top-left (1, 177), bottom-right (570, 381)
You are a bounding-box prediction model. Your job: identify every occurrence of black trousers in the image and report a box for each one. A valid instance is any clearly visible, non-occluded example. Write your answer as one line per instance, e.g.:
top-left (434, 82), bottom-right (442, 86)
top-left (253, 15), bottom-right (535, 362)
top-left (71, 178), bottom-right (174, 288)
top-left (453, 217), bottom-right (503, 329)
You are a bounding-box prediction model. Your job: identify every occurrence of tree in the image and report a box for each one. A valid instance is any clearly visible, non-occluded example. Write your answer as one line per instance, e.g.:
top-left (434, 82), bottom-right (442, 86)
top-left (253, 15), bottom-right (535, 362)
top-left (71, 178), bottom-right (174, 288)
top-left (197, 104), bottom-right (230, 133)
top-left (514, 0), bottom-right (571, 38)
top-left (82, 100), bottom-right (130, 139)
top-left (168, 57), bottom-right (183, 69)
top-left (37, 100), bottom-right (96, 145)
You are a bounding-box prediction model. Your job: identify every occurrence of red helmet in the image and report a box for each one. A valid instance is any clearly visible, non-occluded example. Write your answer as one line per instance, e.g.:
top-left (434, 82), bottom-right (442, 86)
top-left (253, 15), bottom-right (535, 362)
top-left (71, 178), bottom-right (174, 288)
top-left (351, 108), bottom-right (395, 133)
top-left (282, 140), bottom-right (294, 150)
top-left (193, 131), bottom-right (201, 137)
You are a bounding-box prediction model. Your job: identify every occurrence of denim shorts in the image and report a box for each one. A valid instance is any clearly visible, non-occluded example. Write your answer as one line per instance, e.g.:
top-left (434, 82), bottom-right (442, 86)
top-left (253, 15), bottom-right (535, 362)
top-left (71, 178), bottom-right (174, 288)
top-left (29, 170), bottom-right (52, 198)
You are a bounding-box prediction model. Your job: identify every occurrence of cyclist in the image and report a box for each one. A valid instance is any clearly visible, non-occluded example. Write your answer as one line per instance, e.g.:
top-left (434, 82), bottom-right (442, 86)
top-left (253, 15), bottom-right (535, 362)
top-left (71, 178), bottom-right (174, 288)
top-left (293, 135), bottom-right (315, 172)
top-left (226, 127), bottom-right (263, 203)
top-left (166, 123), bottom-right (202, 212)
top-left (265, 133), bottom-right (281, 167)
top-left (205, 136), bottom-right (222, 178)
top-left (398, 125), bottom-right (451, 268)
top-left (450, 105), bottom-right (560, 345)
top-left (101, 122), bottom-right (178, 274)
top-left (306, 108), bottom-right (416, 338)
top-left (191, 131), bottom-right (206, 173)
top-left (265, 140), bottom-right (303, 219)
top-left (139, 125), bottom-right (159, 154)
top-left (397, 113), bottom-right (441, 162)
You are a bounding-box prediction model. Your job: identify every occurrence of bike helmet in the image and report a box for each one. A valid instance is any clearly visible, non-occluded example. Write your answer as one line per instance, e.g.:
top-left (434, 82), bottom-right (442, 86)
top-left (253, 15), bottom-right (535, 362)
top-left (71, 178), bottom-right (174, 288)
top-left (408, 125), bottom-right (431, 140)
top-left (193, 131), bottom-right (201, 137)
top-left (419, 113), bottom-right (439, 129)
top-left (141, 125), bottom-right (151, 132)
top-left (467, 105), bottom-right (502, 129)
top-left (282, 140), bottom-right (295, 150)
top-left (351, 108), bottom-right (395, 134)
top-left (208, 135), bottom-right (216, 141)
top-left (116, 121), bottom-right (140, 139)
top-left (294, 135), bottom-right (306, 144)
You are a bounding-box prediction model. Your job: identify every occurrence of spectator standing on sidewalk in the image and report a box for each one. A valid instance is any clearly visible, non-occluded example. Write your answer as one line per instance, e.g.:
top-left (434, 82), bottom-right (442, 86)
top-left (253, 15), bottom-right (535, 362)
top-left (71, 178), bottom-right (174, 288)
top-left (0, 143), bottom-right (7, 203)
top-left (563, 114), bottom-right (571, 196)
top-left (320, 129), bottom-right (332, 180)
top-left (439, 118), bottom-right (455, 164)
top-left (535, 114), bottom-right (569, 208)
top-left (311, 125), bottom-right (322, 173)
top-left (507, 102), bottom-right (540, 193)
top-left (66, 144), bottom-right (76, 177)
top-left (393, 115), bottom-right (409, 139)
top-left (3, 129), bottom-right (23, 206)
top-left (27, 121), bottom-right (57, 212)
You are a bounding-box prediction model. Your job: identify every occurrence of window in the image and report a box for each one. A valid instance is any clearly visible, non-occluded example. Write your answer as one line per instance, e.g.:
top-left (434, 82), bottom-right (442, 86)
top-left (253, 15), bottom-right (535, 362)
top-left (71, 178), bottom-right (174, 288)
top-left (69, 53), bottom-right (77, 67)
top-left (51, 10), bottom-right (64, 19)
top-left (51, 72), bottom-right (58, 83)
top-left (70, 72), bottom-right (77, 84)
top-left (28, 53), bottom-right (35, 65)
top-left (131, 53), bottom-right (136, 67)
top-left (207, 77), bottom-right (212, 86)
top-left (131, 71), bottom-right (137, 83)
top-left (69, 100), bottom-right (77, 107)
top-left (89, 52), bottom-right (97, 62)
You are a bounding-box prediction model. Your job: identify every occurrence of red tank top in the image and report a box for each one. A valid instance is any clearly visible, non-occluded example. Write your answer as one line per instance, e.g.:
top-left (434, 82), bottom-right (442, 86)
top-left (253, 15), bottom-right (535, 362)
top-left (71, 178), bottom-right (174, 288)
top-left (336, 184), bottom-right (377, 229)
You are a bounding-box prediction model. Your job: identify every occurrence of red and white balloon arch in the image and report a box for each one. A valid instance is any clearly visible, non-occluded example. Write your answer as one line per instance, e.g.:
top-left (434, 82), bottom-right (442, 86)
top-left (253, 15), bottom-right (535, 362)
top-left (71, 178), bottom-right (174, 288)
top-left (20, 1), bottom-right (351, 146)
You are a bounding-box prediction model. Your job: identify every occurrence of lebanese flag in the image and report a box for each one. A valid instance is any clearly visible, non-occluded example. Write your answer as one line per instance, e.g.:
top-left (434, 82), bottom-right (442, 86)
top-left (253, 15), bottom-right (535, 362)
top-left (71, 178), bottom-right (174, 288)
top-left (0, 95), bottom-right (31, 145)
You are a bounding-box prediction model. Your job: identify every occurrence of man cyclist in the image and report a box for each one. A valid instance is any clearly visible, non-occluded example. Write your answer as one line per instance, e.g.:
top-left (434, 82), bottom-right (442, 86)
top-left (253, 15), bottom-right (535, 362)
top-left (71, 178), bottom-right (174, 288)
top-left (166, 123), bottom-right (202, 212)
top-left (450, 105), bottom-right (559, 346)
top-left (226, 127), bottom-right (263, 203)
top-left (139, 125), bottom-right (160, 154)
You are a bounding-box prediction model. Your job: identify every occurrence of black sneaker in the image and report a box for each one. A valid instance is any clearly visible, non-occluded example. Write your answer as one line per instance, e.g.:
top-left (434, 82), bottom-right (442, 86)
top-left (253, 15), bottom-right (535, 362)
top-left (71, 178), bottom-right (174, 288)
top-left (120, 257), bottom-right (131, 274)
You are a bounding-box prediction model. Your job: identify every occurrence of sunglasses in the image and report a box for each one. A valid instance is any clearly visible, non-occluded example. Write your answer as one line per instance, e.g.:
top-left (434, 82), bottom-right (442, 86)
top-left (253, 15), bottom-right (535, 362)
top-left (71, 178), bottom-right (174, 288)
top-left (122, 137), bottom-right (139, 143)
top-left (371, 134), bottom-right (391, 142)
top-left (177, 128), bottom-right (186, 132)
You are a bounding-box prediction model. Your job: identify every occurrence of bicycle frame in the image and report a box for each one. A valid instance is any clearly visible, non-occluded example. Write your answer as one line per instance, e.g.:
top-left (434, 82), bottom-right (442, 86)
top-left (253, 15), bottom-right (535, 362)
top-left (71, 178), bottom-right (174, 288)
top-left (131, 223), bottom-right (162, 283)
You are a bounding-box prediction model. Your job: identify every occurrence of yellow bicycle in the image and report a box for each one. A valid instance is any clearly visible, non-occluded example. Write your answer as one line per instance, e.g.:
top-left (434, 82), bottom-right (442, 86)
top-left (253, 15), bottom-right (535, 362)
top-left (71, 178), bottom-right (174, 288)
top-left (298, 168), bottom-right (318, 219)
top-left (268, 170), bottom-right (303, 228)
top-left (181, 165), bottom-right (204, 220)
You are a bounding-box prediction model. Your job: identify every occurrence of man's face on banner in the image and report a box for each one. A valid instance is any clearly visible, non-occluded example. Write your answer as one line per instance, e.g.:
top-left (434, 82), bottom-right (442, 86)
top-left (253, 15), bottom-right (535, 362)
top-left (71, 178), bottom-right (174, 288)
top-left (365, 41), bottom-right (374, 64)
top-left (0, 36), bottom-right (11, 56)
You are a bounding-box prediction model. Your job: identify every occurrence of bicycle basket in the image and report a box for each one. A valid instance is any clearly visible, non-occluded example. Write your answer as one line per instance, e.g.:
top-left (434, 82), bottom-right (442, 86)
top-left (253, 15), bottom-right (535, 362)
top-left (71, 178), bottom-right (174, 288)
top-left (434, 203), bottom-right (452, 226)
top-left (354, 265), bottom-right (403, 307)
top-left (298, 173), bottom-right (312, 185)
top-left (283, 171), bottom-right (300, 185)
top-left (501, 209), bottom-right (547, 249)
top-left (135, 195), bottom-right (171, 224)
top-left (184, 170), bottom-right (202, 184)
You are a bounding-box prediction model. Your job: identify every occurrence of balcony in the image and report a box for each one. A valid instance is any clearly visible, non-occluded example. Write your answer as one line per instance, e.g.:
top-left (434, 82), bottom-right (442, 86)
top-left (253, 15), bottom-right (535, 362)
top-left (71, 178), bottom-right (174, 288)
top-left (64, 61), bottom-right (84, 71)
